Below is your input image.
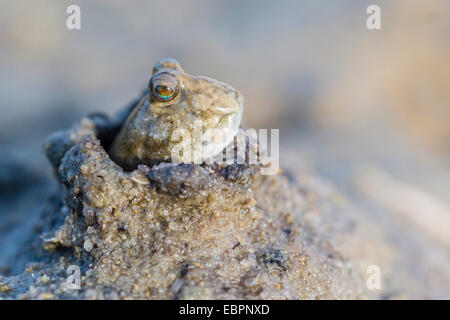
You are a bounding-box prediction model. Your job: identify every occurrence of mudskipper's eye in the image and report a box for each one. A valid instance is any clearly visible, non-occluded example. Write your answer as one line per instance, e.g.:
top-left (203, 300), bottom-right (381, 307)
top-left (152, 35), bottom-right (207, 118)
top-left (154, 85), bottom-right (174, 101)
top-left (150, 71), bottom-right (180, 103)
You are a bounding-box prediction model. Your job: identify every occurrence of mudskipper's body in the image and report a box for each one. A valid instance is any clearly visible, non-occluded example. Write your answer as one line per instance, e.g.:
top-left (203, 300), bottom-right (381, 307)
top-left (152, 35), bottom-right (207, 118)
top-left (109, 58), bottom-right (243, 170)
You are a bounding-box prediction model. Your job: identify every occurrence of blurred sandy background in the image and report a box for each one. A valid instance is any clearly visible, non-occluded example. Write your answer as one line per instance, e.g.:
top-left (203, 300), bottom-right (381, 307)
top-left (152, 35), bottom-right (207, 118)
top-left (0, 0), bottom-right (449, 298)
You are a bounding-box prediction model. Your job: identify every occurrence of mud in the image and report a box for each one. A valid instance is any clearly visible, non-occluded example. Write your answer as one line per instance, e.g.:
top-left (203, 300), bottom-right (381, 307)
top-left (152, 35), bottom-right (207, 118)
top-left (0, 110), bottom-right (367, 299)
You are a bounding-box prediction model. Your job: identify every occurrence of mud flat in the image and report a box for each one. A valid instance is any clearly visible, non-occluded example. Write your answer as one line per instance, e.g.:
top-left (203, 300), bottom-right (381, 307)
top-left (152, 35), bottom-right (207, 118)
top-left (0, 109), bottom-right (369, 299)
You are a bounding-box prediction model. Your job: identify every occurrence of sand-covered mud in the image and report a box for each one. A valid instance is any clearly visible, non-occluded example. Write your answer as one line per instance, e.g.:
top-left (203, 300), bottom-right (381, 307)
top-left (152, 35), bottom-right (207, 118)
top-left (1, 105), bottom-right (450, 299)
top-left (0, 110), bottom-right (368, 299)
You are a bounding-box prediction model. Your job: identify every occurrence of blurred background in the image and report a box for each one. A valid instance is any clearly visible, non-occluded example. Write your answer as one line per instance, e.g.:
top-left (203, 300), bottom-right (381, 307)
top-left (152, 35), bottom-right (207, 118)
top-left (0, 0), bottom-right (449, 298)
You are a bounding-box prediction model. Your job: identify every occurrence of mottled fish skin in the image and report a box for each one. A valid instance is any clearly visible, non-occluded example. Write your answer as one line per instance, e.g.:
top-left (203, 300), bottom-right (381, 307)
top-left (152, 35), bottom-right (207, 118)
top-left (110, 58), bottom-right (243, 170)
